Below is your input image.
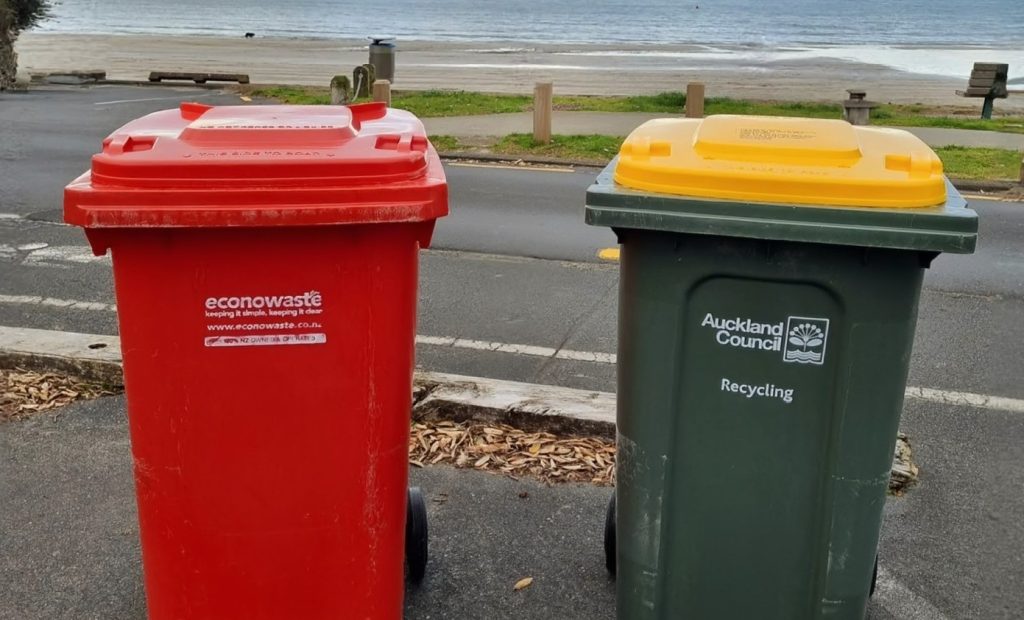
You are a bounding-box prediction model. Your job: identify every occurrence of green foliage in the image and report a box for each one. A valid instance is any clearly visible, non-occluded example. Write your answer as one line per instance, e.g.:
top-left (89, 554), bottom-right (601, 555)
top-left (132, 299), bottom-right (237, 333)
top-left (486, 137), bottom-right (1021, 181)
top-left (553, 92), bottom-right (686, 113)
top-left (1, 0), bottom-right (52, 33)
top-left (393, 90), bottom-right (532, 117)
top-left (704, 98), bottom-right (841, 118)
top-left (493, 134), bottom-right (624, 162)
top-left (250, 86), bottom-right (331, 105)
top-left (934, 146), bottom-right (1022, 180)
top-left (871, 110), bottom-right (1024, 135)
top-left (427, 135), bottom-right (461, 152)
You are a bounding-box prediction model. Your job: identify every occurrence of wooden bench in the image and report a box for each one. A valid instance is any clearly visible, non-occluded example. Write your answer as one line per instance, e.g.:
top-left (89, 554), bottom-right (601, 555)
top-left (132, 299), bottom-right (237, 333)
top-left (31, 70), bottom-right (106, 84)
top-left (956, 62), bottom-right (1009, 119)
top-left (148, 72), bottom-right (250, 85)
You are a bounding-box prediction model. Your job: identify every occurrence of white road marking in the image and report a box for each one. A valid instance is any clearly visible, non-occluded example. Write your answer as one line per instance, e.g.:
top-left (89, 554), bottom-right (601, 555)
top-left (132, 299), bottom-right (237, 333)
top-left (0, 243), bottom-right (103, 266)
top-left (904, 386), bottom-right (1024, 414)
top-left (414, 335), bottom-right (456, 347)
top-left (452, 337), bottom-right (558, 358)
top-left (94, 93), bottom-right (215, 106)
top-left (0, 294), bottom-right (1020, 414)
top-left (0, 294), bottom-right (115, 312)
top-left (23, 246), bottom-right (108, 267)
top-left (0, 215), bottom-right (69, 228)
top-left (874, 567), bottom-right (951, 620)
top-left (416, 335), bottom-right (617, 364)
top-left (549, 348), bottom-right (618, 364)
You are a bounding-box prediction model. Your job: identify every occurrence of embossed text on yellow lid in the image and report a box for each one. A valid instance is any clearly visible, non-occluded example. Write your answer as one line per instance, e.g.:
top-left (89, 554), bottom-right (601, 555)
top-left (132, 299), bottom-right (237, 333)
top-left (613, 115), bottom-right (947, 208)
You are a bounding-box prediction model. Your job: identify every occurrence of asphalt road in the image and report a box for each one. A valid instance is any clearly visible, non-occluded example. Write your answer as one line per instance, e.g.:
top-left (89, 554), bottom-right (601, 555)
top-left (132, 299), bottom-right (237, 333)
top-left (1, 84), bottom-right (1023, 619)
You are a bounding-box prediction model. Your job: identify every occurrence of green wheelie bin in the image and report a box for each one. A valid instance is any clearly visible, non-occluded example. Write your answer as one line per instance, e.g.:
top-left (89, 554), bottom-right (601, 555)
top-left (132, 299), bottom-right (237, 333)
top-left (585, 116), bottom-right (977, 619)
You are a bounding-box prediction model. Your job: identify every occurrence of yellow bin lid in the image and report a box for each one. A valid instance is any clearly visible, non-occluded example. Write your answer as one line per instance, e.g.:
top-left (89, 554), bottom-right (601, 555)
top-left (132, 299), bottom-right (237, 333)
top-left (614, 115), bottom-right (947, 208)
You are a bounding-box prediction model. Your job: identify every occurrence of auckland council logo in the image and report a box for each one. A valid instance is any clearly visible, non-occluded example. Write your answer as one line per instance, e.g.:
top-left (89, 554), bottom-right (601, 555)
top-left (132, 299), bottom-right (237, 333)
top-left (782, 317), bottom-right (829, 365)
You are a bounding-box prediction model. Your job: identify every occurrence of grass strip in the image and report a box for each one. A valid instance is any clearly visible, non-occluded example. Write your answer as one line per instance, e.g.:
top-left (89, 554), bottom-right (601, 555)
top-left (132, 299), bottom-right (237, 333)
top-left (248, 86), bottom-right (1024, 134)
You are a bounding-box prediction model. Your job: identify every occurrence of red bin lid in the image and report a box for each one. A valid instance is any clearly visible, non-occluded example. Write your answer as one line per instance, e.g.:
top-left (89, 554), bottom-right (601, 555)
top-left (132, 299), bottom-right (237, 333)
top-left (64, 102), bottom-right (448, 228)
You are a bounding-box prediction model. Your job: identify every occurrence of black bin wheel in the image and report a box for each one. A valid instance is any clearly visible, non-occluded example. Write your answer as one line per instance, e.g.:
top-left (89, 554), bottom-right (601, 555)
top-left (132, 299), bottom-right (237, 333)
top-left (870, 554), bottom-right (879, 597)
top-left (406, 487), bottom-right (428, 585)
top-left (604, 492), bottom-right (616, 576)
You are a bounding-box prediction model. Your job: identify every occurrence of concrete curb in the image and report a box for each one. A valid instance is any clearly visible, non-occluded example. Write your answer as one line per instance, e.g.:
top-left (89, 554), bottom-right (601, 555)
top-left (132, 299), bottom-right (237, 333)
top-left (948, 179), bottom-right (1019, 193)
top-left (0, 326), bottom-right (122, 385)
top-left (98, 79), bottom-right (235, 90)
top-left (0, 326), bottom-right (613, 434)
top-left (415, 370), bottom-right (614, 437)
top-left (0, 325), bottom-right (932, 490)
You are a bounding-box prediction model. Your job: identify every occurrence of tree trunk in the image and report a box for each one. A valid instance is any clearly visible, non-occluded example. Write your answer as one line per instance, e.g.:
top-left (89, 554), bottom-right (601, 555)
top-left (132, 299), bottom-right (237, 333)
top-left (0, 28), bottom-right (15, 91)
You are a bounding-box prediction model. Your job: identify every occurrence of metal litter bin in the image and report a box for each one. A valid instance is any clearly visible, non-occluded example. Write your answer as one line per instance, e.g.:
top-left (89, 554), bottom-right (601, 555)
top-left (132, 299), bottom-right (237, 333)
top-left (369, 36), bottom-right (396, 82)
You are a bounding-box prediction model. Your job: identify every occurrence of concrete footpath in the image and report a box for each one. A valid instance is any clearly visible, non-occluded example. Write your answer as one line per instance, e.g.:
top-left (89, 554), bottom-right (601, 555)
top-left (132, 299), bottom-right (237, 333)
top-left (422, 111), bottom-right (1024, 150)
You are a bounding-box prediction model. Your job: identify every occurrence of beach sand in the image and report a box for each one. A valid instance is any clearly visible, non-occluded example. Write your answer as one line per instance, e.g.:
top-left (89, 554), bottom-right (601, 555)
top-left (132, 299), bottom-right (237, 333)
top-left (15, 33), bottom-right (1024, 110)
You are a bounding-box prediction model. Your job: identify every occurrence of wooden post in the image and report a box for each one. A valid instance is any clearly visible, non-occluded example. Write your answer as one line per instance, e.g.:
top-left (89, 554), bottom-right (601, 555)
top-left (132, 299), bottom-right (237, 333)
top-left (373, 79), bottom-right (392, 106)
top-left (352, 64), bottom-right (375, 99)
top-left (1019, 153), bottom-right (1024, 185)
top-left (533, 82), bottom-right (553, 144)
top-left (330, 75), bottom-right (351, 105)
top-left (685, 82), bottom-right (705, 118)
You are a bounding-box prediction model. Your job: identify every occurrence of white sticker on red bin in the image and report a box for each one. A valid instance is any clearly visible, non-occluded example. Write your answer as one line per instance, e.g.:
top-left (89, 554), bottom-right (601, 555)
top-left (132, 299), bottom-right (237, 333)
top-left (202, 290), bottom-right (327, 347)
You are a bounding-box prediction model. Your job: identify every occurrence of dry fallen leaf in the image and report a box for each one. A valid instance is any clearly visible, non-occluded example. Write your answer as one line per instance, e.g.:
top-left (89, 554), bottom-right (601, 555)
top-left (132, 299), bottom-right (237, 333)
top-left (408, 414), bottom-right (918, 495)
top-left (1, 369), bottom-right (120, 422)
top-left (408, 419), bottom-right (617, 486)
top-left (513, 577), bottom-right (534, 591)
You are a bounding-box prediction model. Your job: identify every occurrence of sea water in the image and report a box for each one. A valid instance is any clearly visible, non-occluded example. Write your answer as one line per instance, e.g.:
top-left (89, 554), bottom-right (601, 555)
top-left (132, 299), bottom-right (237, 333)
top-left (34, 0), bottom-right (1024, 80)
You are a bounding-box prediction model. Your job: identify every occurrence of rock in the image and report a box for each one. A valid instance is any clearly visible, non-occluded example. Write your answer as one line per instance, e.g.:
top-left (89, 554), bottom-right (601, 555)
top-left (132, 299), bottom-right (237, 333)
top-left (889, 433), bottom-right (920, 495)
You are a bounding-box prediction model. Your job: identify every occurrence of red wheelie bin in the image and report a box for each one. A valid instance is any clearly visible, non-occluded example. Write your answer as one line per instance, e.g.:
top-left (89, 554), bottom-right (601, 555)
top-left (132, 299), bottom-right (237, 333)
top-left (64, 102), bottom-right (448, 619)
